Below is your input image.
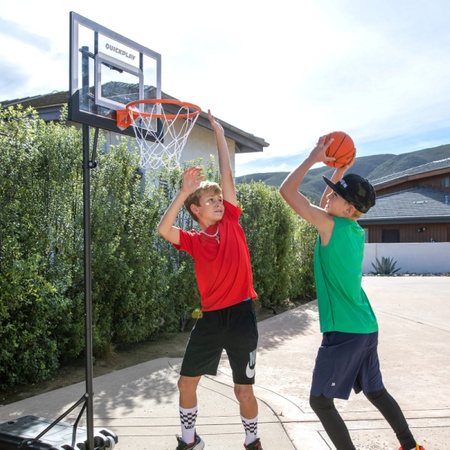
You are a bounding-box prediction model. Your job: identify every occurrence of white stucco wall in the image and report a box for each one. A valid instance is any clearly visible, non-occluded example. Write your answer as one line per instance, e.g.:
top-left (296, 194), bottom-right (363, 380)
top-left (363, 242), bottom-right (450, 274)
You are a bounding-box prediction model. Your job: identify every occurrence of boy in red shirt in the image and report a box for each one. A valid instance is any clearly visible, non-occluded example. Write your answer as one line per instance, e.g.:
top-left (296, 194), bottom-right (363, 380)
top-left (158, 111), bottom-right (262, 450)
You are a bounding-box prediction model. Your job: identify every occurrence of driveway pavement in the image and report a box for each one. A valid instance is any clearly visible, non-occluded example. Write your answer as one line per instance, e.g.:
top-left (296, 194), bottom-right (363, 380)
top-left (1, 276), bottom-right (449, 449)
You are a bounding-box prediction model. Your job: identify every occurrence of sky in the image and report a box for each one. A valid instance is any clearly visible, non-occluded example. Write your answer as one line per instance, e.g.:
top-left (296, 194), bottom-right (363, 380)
top-left (1, 0), bottom-right (450, 176)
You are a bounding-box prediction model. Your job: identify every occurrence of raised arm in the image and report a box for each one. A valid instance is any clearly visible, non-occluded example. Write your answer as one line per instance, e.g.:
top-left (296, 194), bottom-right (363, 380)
top-left (279, 136), bottom-right (335, 240)
top-left (319, 167), bottom-right (347, 209)
top-left (319, 155), bottom-right (356, 208)
top-left (208, 110), bottom-right (237, 206)
top-left (158, 167), bottom-right (204, 245)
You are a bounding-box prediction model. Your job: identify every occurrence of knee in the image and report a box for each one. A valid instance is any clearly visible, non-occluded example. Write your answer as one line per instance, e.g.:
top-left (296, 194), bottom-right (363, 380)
top-left (365, 387), bottom-right (387, 402)
top-left (178, 376), bottom-right (200, 396)
top-left (234, 384), bottom-right (255, 405)
top-left (309, 394), bottom-right (334, 413)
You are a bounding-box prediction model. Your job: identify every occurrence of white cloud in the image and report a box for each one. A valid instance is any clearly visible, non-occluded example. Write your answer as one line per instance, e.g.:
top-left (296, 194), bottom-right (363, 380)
top-left (1, 0), bottom-right (450, 176)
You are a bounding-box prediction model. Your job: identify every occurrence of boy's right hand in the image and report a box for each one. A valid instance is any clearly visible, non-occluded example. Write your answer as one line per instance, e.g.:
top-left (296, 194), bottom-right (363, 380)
top-left (310, 135), bottom-right (335, 165)
top-left (181, 166), bottom-right (204, 195)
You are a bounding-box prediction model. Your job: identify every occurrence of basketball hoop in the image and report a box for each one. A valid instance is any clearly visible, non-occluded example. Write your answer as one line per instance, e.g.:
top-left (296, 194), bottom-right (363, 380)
top-left (116, 99), bottom-right (202, 170)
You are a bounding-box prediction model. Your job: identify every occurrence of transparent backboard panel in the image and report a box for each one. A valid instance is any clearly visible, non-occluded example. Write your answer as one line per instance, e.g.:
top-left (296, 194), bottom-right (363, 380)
top-left (69, 12), bottom-right (161, 133)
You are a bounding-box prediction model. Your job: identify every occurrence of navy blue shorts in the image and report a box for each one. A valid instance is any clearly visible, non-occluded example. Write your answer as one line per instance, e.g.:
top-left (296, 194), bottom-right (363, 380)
top-left (180, 300), bottom-right (258, 385)
top-left (310, 331), bottom-right (384, 400)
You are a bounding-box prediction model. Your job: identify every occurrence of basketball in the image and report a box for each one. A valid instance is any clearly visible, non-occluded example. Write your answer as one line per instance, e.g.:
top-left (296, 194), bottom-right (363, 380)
top-left (323, 131), bottom-right (356, 168)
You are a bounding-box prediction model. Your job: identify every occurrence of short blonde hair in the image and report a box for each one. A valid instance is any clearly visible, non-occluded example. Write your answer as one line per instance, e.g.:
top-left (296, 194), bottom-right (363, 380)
top-left (342, 199), bottom-right (364, 219)
top-left (184, 181), bottom-right (222, 222)
top-left (351, 208), bottom-right (364, 219)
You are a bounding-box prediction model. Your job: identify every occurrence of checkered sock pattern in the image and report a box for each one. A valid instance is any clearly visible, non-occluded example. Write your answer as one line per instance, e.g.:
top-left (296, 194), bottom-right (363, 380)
top-left (179, 406), bottom-right (198, 444)
top-left (241, 414), bottom-right (259, 445)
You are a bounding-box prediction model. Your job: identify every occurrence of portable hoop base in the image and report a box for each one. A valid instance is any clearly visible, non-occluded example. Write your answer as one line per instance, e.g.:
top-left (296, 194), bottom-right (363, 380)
top-left (0, 415), bottom-right (118, 449)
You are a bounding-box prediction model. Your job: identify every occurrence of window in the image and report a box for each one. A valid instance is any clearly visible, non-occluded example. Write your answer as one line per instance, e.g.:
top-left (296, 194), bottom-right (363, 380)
top-left (382, 229), bottom-right (400, 243)
top-left (362, 228), bottom-right (369, 243)
top-left (441, 176), bottom-right (450, 188)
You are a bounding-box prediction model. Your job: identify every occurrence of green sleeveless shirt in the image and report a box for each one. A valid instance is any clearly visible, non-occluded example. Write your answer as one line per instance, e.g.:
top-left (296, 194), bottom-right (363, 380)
top-left (314, 216), bottom-right (378, 334)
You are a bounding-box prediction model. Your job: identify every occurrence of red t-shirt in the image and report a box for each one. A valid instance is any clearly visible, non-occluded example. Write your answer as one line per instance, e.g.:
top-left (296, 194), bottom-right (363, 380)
top-left (175, 200), bottom-right (257, 312)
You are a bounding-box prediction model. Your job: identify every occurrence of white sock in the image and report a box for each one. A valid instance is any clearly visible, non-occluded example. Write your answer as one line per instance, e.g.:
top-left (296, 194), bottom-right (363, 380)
top-left (241, 414), bottom-right (259, 445)
top-left (179, 405), bottom-right (198, 444)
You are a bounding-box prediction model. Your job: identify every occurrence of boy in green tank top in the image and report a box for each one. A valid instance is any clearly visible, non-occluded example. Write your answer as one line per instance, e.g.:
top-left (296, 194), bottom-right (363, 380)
top-left (279, 136), bottom-right (424, 450)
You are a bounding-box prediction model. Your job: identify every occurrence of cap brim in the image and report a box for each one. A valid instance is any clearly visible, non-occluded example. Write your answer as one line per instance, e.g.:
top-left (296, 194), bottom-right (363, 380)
top-left (323, 175), bottom-right (374, 213)
top-left (323, 175), bottom-right (362, 210)
top-left (323, 176), bottom-right (345, 197)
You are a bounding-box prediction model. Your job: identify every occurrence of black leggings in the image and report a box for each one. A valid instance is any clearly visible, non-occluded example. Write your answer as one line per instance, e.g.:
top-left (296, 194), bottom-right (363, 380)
top-left (309, 388), bottom-right (417, 450)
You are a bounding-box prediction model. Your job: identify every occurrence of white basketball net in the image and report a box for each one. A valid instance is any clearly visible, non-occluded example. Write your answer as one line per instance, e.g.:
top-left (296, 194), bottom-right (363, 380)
top-left (126, 101), bottom-right (201, 171)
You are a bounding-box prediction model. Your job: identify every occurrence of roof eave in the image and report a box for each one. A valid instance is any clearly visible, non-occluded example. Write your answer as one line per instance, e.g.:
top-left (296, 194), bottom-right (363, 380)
top-left (359, 216), bottom-right (450, 225)
top-left (2, 92), bottom-right (269, 155)
top-left (194, 114), bottom-right (269, 154)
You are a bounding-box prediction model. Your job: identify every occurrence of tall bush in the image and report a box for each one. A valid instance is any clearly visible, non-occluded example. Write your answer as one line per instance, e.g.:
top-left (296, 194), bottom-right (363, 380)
top-left (287, 218), bottom-right (317, 300)
top-left (0, 106), bottom-right (85, 388)
top-left (88, 139), bottom-right (170, 351)
top-left (0, 105), bottom-right (316, 389)
top-left (237, 181), bottom-right (316, 306)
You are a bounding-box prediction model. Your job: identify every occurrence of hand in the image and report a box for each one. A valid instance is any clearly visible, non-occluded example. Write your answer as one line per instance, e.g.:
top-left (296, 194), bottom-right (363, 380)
top-left (342, 151), bottom-right (356, 170)
top-left (330, 153), bottom-right (356, 183)
top-left (310, 135), bottom-right (335, 165)
top-left (181, 167), bottom-right (204, 195)
top-left (332, 151), bottom-right (356, 180)
top-left (208, 110), bottom-right (224, 135)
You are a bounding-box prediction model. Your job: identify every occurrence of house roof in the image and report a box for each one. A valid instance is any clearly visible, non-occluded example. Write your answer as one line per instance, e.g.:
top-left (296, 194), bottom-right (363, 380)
top-left (2, 91), bottom-right (70, 109)
top-left (372, 158), bottom-right (450, 188)
top-left (1, 90), bottom-right (269, 154)
top-left (359, 186), bottom-right (450, 225)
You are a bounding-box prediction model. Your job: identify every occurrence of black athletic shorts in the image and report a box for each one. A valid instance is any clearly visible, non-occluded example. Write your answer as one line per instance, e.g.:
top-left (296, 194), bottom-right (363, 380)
top-left (180, 299), bottom-right (258, 384)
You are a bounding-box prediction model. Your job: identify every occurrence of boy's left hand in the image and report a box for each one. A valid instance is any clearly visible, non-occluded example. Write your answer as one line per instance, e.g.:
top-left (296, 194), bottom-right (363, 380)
top-left (342, 152), bottom-right (356, 170)
top-left (208, 110), bottom-right (224, 135)
top-left (332, 152), bottom-right (356, 179)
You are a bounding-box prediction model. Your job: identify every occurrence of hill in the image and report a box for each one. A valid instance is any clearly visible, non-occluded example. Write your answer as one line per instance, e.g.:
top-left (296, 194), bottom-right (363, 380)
top-left (236, 144), bottom-right (450, 204)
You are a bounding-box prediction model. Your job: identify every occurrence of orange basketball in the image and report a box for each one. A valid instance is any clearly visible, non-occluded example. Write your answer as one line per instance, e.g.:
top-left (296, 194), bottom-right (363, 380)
top-left (323, 131), bottom-right (356, 168)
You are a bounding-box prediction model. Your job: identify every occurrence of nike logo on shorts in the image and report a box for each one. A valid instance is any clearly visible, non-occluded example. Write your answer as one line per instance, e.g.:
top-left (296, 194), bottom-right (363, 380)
top-left (246, 350), bottom-right (257, 378)
top-left (246, 363), bottom-right (255, 378)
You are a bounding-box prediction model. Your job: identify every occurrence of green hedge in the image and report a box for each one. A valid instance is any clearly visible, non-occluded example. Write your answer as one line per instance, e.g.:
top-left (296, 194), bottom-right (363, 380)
top-left (0, 105), bottom-right (316, 389)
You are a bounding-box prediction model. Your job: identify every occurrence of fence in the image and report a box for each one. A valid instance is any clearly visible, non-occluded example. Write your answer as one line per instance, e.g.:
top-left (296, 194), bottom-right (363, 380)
top-left (363, 242), bottom-right (450, 274)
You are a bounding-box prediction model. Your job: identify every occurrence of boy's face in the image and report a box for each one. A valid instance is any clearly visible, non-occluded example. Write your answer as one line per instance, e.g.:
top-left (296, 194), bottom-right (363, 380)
top-left (325, 191), bottom-right (354, 218)
top-left (192, 191), bottom-right (225, 224)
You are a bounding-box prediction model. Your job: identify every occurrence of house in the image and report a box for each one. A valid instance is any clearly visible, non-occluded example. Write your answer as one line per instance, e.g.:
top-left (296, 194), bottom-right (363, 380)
top-left (359, 158), bottom-right (450, 243)
top-left (1, 90), bottom-right (269, 173)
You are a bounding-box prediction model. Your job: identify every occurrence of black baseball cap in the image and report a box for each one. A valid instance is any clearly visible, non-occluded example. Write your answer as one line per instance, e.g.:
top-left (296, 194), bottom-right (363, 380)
top-left (323, 173), bottom-right (376, 213)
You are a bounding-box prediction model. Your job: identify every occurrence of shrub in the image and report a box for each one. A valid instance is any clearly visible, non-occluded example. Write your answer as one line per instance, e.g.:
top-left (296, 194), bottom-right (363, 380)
top-left (287, 218), bottom-right (317, 300)
top-left (371, 256), bottom-right (401, 275)
top-left (237, 181), bottom-right (316, 306)
top-left (0, 106), bottom-right (84, 387)
top-left (0, 105), bottom-right (317, 388)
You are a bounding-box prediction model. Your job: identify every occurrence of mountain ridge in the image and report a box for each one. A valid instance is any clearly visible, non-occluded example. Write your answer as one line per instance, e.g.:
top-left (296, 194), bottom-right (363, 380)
top-left (236, 144), bottom-right (450, 204)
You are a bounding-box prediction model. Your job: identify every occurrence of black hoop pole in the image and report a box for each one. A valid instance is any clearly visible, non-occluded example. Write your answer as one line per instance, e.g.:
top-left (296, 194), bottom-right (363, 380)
top-left (82, 123), bottom-right (95, 449)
